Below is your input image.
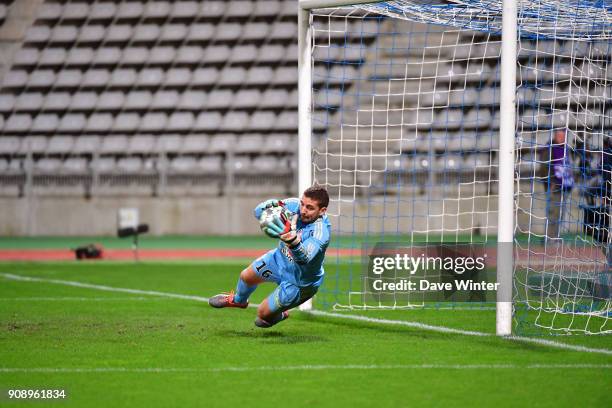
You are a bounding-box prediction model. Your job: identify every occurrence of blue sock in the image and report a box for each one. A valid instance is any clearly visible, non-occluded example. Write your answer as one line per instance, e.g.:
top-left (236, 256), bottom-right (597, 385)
top-left (234, 278), bottom-right (257, 304)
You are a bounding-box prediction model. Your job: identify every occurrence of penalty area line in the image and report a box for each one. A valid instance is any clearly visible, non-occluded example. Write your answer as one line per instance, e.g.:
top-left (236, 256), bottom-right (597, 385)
top-left (0, 364), bottom-right (610, 373)
top-left (2, 272), bottom-right (611, 356)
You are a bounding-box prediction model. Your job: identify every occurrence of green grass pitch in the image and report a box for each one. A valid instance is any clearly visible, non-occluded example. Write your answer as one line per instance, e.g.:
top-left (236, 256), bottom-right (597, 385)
top-left (0, 261), bottom-right (610, 407)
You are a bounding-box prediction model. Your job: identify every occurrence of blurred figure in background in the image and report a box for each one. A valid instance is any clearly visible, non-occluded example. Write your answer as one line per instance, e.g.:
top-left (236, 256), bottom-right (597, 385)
top-left (540, 129), bottom-right (574, 241)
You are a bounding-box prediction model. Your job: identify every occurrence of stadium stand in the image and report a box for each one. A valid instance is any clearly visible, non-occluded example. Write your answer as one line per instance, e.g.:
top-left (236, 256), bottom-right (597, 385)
top-left (0, 0), bottom-right (609, 200)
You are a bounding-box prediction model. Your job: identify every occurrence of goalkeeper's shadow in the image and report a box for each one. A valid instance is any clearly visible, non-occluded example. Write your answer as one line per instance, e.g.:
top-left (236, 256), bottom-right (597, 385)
top-left (218, 328), bottom-right (329, 344)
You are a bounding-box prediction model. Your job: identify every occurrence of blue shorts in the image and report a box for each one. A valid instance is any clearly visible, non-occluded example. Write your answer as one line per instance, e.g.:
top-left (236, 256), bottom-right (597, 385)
top-left (251, 249), bottom-right (319, 314)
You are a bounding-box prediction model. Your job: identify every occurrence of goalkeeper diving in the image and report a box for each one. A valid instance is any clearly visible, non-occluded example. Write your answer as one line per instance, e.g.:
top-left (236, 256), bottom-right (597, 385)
top-left (209, 186), bottom-right (330, 328)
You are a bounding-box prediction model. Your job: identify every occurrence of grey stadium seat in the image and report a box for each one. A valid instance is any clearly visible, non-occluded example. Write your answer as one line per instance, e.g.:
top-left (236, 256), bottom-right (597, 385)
top-left (169, 156), bottom-right (197, 173)
top-left (188, 24), bottom-right (215, 42)
top-left (31, 114), bottom-right (59, 133)
top-left (42, 92), bottom-right (71, 111)
top-left (176, 46), bottom-right (203, 65)
top-left (2, 71), bottom-right (28, 89)
top-left (263, 134), bottom-right (295, 153)
top-left (82, 69), bottom-right (111, 88)
top-left (62, 2), bottom-right (89, 20)
top-left (270, 22), bottom-right (297, 41)
top-left (182, 135), bottom-right (209, 153)
top-left (73, 136), bottom-right (101, 154)
top-left (162, 24), bottom-right (187, 42)
top-left (94, 47), bottom-right (122, 66)
top-left (66, 48), bottom-right (94, 67)
top-left (56, 70), bottom-right (82, 89)
top-left (38, 48), bottom-right (67, 67)
top-left (252, 155), bottom-right (279, 173)
top-left (0, 137), bottom-right (21, 154)
top-left (13, 48), bottom-right (39, 67)
top-left (150, 46), bottom-right (176, 65)
top-left (198, 156), bottom-right (223, 173)
top-left (246, 67), bottom-right (273, 85)
top-left (249, 111), bottom-right (276, 131)
top-left (70, 92), bottom-right (98, 112)
top-left (62, 157), bottom-right (88, 174)
top-left (166, 68), bottom-right (192, 86)
top-left (51, 26), bottom-right (78, 44)
top-left (122, 47), bottom-right (150, 65)
top-left (225, 1), bottom-right (254, 18)
top-left (58, 114), bottom-right (87, 133)
top-left (117, 2), bottom-right (143, 19)
top-left (235, 134), bottom-right (263, 154)
top-left (139, 113), bottom-right (167, 132)
top-left (91, 2), bottom-right (117, 21)
top-left (226, 155), bottom-right (252, 173)
top-left (86, 113), bottom-right (114, 132)
top-left (203, 45), bottom-right (231, 64)
top-left (128, 135), bottom-right (156, 154)
top-left (113, 114), bottom-right (141, 132)
top-left (38, 2), bottom-right (61, 21)
top-left (218, 67), bottom-right (246, 86)
top-left (134, 25), bottom-right (160, 43)
top-left (220, 112), bottom-right (249, 132)
top-left (257, 45), bottom-right (285, 63)
top-left (199, 1), bottom-right (226, 19)
top-left (178, 91), bottom-right (206, 110)
top-left (274, 111), bottom-right (298, 130)
top-left (156, 134), bottom-right (183, 153)
top-left (194, 112), bottom-right (222, 131)
top-left (20, 136), bottom-right (47, 154)
top-left (15, 93), bottom-right (44, 112)
top-left (254, 0), bottom-right (281, 17)
top-left (34, 158), bottom-right (62, 173)
top-left (260, 89), bottom-right (289, 109)
top-left (272, 66), bottom-right (297, 85)
top-left (97, 92), bottom-right (125, 110)
top-left (144, 1), bottom-right (170, 18)
top-left (28, 70), bottom-right (56, 89)
top-left (192, 68), bottom-right (219, 86)
top-left (116, 157), bottom-right (143, 173)
top-left (106, 25), bottom-right (132, 43)
top-left (205, 90), bottom-right (233, 109)
top-left (47, 136), bottom-right (75, 154)
top-left (230, 45), bottom-right (258, 65)
top-left (208, 134), bottom-right (236, 153)
top-left (0, 94), bottom-right (15, 113)
top-left (125, 91), bottom-right (153, 110)
top-left (110, 69), bottom-right (137, 87)
top-left (3, 114), bottom-right (31, 133)
top-left (172, 1), bottom-right (200, 19)
top-left (242, 23), bottom-right (269, 41)
top-left (137, 69), bottom-right (165, 87)
top-left (232, 89), bottom-right (261, 109)
top-left (92, 157), bottom-right (116, 173)
top-left (215, 23), bottom-right (242, 42)
top-left (167, 112), bottom-right (195, 132)
top-left (100, 135), bottom-right (129, 154)
top-left (79, 25), bottom-right (105, 43)
top-left (152, 90), bottom-right (180, 109)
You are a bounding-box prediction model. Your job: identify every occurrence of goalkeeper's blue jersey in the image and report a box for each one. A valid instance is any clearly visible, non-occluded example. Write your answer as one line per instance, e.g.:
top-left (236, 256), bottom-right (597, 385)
top-left (254, 198), bottom-right (331, 287)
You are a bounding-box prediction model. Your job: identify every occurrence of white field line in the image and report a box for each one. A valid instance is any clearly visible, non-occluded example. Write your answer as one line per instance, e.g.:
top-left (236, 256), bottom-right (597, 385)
top-left (2, 273), bottom-right (611, 356)
top-left (0, 364), bottom-right (610, 374)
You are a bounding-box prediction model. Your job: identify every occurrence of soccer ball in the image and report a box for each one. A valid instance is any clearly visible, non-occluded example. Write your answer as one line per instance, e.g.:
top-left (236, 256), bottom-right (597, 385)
top-left (259, 206), bottom-right (291, 238)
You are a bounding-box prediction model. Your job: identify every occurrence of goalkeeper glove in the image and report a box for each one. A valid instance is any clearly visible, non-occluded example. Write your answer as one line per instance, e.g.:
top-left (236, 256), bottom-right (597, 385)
top-left (261, 199), bottom-right (283, 209)
top-left (263, 210), bottom-right (292, 238)
top-left (280, 214), bottom-right (300, 248)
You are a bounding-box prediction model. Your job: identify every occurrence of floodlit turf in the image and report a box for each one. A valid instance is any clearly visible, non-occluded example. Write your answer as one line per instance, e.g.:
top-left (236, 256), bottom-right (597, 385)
top-left (0, 262), bottom-right (610, 407)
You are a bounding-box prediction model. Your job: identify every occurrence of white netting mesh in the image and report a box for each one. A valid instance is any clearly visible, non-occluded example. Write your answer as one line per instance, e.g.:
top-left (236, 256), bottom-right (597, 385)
top-left (309, 0), bottom-right (610, 333)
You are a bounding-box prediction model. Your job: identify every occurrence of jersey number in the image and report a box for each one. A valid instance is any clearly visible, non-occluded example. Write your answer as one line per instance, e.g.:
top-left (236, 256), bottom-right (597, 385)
top-left (255, 260), bottom-right (272, 279)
